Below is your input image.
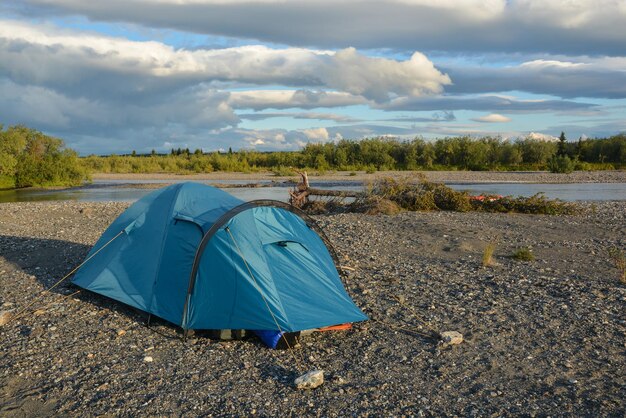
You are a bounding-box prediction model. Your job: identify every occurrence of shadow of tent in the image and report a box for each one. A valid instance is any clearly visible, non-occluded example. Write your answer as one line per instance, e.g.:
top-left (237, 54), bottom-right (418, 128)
top-left (0, 234), bottom-right (161, 332)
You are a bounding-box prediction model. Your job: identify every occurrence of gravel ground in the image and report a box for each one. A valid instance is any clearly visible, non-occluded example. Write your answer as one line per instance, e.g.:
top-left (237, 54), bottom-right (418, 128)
top-left (94, 170), bottom-right (626, 184)
top-left (1, 201), bottom-right (625, 417)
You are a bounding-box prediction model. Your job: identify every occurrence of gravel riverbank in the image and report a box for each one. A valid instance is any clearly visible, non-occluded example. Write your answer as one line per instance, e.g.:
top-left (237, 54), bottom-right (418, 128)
top-left (94, 170), bottom-right (626, 184)
top-left (1, 201), bottom-right (625, 416)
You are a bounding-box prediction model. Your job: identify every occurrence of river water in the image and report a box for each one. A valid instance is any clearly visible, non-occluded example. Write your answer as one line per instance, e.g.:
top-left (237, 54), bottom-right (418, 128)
top-left (0, 179), bottom-right (624, 203)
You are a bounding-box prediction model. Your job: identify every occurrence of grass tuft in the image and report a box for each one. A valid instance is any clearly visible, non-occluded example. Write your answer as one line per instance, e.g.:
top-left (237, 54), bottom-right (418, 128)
top-left (482, 243), bottom-right (497, 267)
top-left (607, 247), bottom-right (626, 284)
top-left (512, 247), bottom-right (535, 261)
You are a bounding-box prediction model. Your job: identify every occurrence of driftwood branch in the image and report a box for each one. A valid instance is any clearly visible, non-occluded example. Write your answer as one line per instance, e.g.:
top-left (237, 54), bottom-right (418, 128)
top-left (289, 170), bottom-right (359, 208)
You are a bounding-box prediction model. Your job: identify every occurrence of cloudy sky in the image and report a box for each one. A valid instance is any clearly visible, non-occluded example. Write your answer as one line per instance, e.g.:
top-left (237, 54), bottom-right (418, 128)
top-left (1, 0), bottom-right (625, 154)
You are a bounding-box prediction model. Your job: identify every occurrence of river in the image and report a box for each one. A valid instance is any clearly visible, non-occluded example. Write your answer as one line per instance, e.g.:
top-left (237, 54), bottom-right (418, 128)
top-left (0, 180), bottom-right (624, 203)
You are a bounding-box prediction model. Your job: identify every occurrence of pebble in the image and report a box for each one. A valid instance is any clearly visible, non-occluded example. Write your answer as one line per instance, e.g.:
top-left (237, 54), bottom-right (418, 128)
top-left (294, 370), bottom-right (324, 390)
top-left (440, 331), bottom-right (464, 347)
top-left (0, 310), bottom-right (12, 326)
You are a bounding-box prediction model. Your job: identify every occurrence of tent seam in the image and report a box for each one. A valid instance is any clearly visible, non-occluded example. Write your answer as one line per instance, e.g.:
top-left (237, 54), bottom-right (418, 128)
top-left (147, 183), bottom-right (185, 318)
top-left (250, 209), bottom-right (294, 330)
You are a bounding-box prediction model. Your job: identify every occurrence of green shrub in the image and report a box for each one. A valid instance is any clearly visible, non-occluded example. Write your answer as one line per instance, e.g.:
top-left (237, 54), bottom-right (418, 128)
top-left (271, 166), bottom-right (296, 176)
top-left (548, 155), bottom-right (576, 173)
top-left (0, 174), bottom-right (15, 189)
top-left (430, 184), bottom-right (472, 212)
top-left (349, 177), bottom-right (579, 216)
top-left (364, 177), bottom-right (434, 210)
top-left (472, 193), bottom-right (578, 215)
top-left (349, 195), bottom-right (402, 215)
top-left (512, 247), bottom-right (535, 261)
top-left (0, 126), bottom-right (89, 188)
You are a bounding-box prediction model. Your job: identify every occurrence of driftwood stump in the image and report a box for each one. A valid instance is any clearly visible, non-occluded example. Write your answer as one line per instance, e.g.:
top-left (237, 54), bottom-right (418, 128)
top-left (289, 171), bottom-right (310, 208)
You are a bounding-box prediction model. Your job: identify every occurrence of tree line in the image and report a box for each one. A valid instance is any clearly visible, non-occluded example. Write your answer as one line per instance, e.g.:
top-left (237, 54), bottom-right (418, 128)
top-left (1, 124), bottom-right (624, 189)
top-left (84, 134), bottom-right (625, 175)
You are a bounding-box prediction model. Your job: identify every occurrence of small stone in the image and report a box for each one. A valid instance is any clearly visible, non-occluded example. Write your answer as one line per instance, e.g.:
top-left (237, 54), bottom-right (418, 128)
top-left (144, 356), bottom-right (154, 363)
top-left (333, 375), bottom-right (346, 384)
top-left (294, 370), bottom-right (324, 390)
top-left (440, 331), bottom-right (464, 347)
top-left (87, 353), bottom-right (95, 359)
top-left (117, 329), bottom-right (127, 336)
top-left (0, 310), bottom-right (12, 326)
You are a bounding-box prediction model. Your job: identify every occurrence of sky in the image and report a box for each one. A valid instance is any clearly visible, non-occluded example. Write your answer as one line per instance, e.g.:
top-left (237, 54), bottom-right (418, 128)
top-left (1, 0), bottom-right (625, 155)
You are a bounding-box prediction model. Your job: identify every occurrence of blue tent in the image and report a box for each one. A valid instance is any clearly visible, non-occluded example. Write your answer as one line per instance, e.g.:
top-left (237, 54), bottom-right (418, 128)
top-left (72, 182), bottom-right (367, 335)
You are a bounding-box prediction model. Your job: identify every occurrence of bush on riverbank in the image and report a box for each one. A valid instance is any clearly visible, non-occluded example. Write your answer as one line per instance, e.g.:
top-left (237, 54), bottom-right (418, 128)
top-left (548, 154), bottom-right (576, 173)
top-left (305, 175), bottom-right (579, 216)
top-left (0, 125), bottom-right (89, 188)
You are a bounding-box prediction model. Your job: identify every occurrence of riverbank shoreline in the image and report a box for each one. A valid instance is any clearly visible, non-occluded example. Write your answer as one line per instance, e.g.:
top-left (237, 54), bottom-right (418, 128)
top-left (93, 169), bottom-right (626, 184)
top-left (1, 201), bottom-right (625, 415)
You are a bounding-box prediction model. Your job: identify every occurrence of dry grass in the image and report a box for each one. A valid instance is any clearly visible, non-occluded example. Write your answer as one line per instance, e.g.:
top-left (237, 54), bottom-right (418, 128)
top-left (303, 175), bottom-right (581, 216)
top-left (482, 243), bottom-right (497, 267)
top-left (607, 247), bottom-right (626, 283)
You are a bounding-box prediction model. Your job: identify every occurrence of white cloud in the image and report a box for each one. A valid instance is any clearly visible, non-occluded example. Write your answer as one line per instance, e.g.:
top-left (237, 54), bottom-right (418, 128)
top-left (1, 3), bottom-right (624, 153)
top-left (323, 48), bottom-right (450, 102)
top-left (12, 0), bottom-right (626, 55)
top-left (472, 113), bottom-right (511, 123)
top-left (519, 60), bottom-right (586, 69)
top-left (444, 57), bottom-right (626, 99)
top-left (0, 77), bottom-right (239, 137)
top-left (0, 20), bottom-right (449, 102)
top-left (300, 127), bottom-right (330, 141)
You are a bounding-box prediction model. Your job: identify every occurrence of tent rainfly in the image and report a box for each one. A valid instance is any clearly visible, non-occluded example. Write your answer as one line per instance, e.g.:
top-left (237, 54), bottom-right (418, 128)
top-left (72, 182), bottom-right (367, 338)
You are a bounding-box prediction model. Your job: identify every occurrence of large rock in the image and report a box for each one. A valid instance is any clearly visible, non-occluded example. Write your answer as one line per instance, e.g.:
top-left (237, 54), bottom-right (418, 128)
top-left (294, 370), bottom-right (324, 390)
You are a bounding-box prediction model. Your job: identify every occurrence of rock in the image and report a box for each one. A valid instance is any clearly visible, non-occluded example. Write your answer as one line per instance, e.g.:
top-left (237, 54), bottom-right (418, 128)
top-left (294, 370), bottom-right (324, 390)
top-left (117, 329), bottom-right (127, 336)
top-left (440, 331), bottom-right (464, 347)
top-left (0, 310), bottom-right (12, 326)
top-left (79, 207), bottom-right (94, 216)
top-left (144, 356), bottom-right (154, 363)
